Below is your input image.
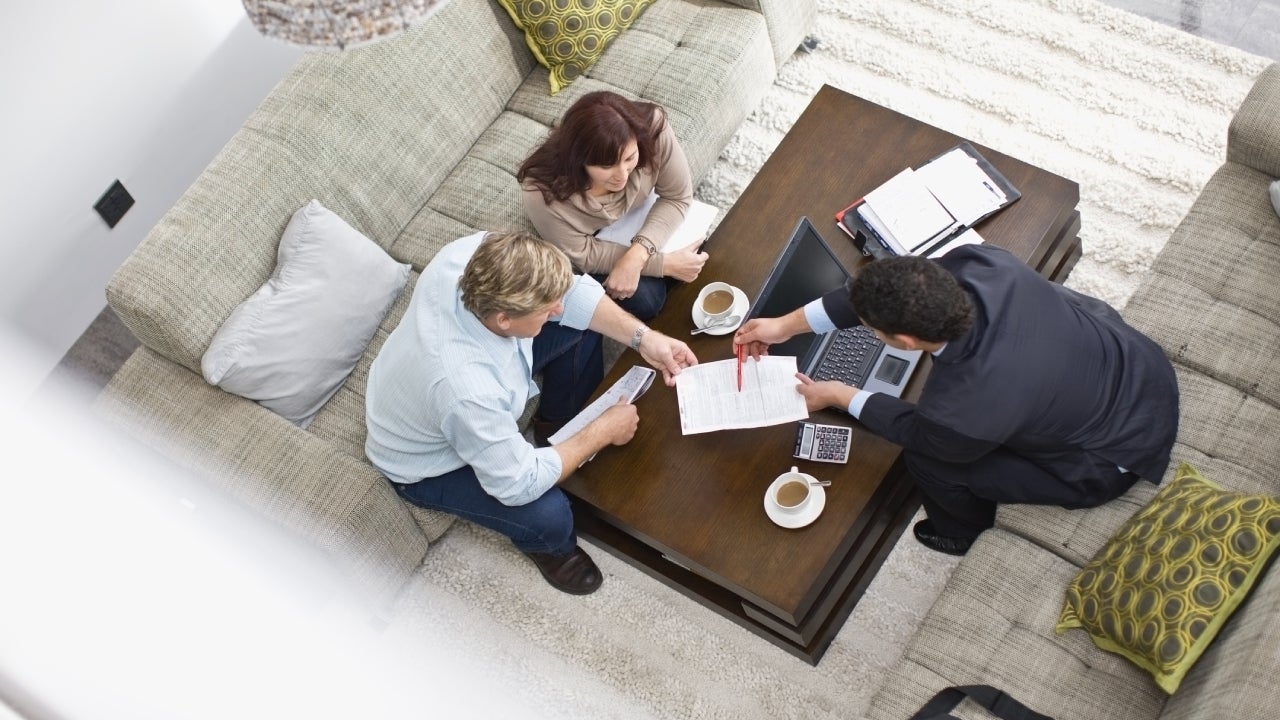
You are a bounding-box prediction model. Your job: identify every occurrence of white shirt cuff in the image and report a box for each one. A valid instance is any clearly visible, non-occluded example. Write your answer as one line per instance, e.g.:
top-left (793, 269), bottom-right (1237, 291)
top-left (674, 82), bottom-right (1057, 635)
top-left (556, 274), bottom-right (605, 330)
top-left (848, 389), bottom-right (873, 418)
top-left (803, 298), bottom-right (837, 335)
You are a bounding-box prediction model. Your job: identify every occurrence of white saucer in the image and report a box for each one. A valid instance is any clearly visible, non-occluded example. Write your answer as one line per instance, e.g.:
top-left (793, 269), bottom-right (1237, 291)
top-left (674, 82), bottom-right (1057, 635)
top-left (763, 472), bottom-right (826, 529)
top-left (691, 285), bottom-right (749, 336)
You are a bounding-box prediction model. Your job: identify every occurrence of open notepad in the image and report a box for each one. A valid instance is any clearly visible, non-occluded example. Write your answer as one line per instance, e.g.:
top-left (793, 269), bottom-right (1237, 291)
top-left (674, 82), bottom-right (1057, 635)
top-left (836, 142), bottom-right (1020, 259)
top-left (594, 191), bottom-right (719, 253)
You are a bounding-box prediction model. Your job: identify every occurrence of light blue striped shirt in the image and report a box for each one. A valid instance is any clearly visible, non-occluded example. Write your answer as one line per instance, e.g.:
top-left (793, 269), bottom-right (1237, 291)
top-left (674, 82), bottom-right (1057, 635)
top-left (364, 232), bottom-right (604, 506)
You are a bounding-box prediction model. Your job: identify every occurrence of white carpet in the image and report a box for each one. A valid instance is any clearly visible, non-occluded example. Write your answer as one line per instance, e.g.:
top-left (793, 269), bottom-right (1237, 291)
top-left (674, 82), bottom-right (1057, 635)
top-left (377, 2), bottom-right (1272, 718)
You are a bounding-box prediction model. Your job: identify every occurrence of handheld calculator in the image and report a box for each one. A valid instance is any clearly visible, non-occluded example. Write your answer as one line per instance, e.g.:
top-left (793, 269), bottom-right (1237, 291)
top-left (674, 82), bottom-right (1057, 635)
top-left (792, 421), bottom-right (852, 464)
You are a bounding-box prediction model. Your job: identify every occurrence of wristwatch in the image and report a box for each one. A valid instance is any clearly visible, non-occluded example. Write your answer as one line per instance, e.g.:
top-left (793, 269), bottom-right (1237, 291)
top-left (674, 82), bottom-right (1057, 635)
top-left (630, 324), bottom-right (649, 350)
top-left (631, 235), bottom-right (657, 257)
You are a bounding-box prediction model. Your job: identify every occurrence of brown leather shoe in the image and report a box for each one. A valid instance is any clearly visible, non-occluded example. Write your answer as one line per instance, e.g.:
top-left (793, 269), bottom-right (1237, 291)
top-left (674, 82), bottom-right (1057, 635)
top-left (523, 546), bottom-right (603, 595)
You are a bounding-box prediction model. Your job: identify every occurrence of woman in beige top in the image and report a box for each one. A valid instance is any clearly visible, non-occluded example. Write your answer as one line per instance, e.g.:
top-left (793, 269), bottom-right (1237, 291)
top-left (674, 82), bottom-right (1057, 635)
top-left (518, 91), bottom-right (708, 320)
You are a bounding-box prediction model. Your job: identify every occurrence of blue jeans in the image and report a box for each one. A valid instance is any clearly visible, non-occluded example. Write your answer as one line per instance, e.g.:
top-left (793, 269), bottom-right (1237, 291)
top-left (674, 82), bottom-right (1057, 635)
top-left (390, 467), bottom-right (576, 555)
top-left (530, 319), bottom-right (603, 423)
top-left (589, 273), bottom-right (668, 321)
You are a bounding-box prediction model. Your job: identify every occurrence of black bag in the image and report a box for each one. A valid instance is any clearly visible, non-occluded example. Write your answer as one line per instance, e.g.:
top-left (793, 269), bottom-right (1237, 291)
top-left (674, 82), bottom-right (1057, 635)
top-left (909, 685), bottom-right (1054, 720)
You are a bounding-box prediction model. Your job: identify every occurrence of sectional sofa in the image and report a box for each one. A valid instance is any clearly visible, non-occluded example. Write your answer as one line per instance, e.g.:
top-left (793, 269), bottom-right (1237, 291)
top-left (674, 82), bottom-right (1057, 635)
top-left (867, 63), bottom-right (1280, 720)
top-left (95, 0), bottom-right (814, 609)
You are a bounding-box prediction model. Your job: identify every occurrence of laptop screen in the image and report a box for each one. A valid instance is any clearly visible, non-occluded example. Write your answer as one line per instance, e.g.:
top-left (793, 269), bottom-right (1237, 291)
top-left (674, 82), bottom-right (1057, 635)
top-left (749, 218), bottom-right (853, 366)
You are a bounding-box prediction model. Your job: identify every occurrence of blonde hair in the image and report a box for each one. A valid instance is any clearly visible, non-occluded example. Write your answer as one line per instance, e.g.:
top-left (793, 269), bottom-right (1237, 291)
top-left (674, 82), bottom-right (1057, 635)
top-left (460, 231), bottom-right (574, 319)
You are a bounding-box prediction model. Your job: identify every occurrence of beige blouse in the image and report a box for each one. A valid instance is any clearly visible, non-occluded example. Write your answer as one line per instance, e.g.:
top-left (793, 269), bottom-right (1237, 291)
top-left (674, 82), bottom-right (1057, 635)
top-left (520, 114), bottom-right (693, 277)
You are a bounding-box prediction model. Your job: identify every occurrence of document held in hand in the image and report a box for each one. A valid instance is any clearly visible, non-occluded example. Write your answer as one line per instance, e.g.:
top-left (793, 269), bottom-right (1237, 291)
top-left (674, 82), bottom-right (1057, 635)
top-left (675, 355), bottom-right (808, 435)
top-left (548, 366), bottom-right (656, 454)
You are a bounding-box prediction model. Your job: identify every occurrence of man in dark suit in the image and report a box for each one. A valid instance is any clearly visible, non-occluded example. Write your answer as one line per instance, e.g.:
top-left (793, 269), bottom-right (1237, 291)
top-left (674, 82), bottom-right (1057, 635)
top-left (734, 244), bottom-right (1179, 555)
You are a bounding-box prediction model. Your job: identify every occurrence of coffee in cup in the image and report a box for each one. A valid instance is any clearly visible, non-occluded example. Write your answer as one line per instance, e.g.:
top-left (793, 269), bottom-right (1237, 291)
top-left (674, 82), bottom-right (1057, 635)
top-left (697, 281), bottom-right (737, 321)
top-left (772, 466), bottom-right (811, 512)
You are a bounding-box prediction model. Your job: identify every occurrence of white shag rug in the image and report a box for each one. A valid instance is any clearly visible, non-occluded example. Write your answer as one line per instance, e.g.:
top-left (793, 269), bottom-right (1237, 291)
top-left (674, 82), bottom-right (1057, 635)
top-left (376, 2), bottom-right (1272, 718)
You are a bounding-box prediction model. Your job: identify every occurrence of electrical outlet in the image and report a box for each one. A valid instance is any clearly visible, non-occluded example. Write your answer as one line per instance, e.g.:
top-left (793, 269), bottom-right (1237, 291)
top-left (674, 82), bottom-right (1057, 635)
top-left (94, 179), bottom-right (135, 229)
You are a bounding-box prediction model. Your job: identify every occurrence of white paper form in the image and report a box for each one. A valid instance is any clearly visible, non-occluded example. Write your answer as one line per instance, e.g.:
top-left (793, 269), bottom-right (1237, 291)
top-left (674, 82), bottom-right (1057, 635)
top-left (548, 366), bottom-right (656, 449)
top-left (594, 191), bottom-right (719, 253)
top-left (675, 355), bottom-right (808, 435)
top-left (914, 148), bottom-right (1006, 227)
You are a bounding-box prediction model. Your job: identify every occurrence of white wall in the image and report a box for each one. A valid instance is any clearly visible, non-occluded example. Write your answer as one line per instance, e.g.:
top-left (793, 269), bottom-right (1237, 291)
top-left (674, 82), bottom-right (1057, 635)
top-left (0, 0), bottom-right (302, 398)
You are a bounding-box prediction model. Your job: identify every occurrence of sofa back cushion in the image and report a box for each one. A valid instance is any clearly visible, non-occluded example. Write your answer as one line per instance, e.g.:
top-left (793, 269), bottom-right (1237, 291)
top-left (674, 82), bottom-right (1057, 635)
top-left (107, 0), bottom-right (534, 373)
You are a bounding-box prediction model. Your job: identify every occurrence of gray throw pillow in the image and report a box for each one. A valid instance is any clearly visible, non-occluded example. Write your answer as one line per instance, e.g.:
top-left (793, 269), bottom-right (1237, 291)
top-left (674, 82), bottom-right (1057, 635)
top-left (201, 200), bottom-right (410, 427)
top-left (1270, 180), bottom-right (1280, 218)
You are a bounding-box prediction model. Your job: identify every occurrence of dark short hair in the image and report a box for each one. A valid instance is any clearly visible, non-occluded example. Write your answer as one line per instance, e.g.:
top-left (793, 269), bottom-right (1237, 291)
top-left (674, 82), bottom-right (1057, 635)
top-left (849, 256), bottom-right (973, 342)
top-left (517, 91), bottom-right (662, 202)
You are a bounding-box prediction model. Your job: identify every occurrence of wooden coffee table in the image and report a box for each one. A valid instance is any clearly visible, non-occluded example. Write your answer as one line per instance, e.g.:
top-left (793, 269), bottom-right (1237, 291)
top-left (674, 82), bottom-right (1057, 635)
top-left (561, 85), bottom-right (1081, 663)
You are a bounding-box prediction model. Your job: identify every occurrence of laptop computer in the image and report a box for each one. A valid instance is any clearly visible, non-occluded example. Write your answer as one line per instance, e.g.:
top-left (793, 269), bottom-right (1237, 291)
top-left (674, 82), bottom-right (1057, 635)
top-left (747, 217), bottom-right (923, 403)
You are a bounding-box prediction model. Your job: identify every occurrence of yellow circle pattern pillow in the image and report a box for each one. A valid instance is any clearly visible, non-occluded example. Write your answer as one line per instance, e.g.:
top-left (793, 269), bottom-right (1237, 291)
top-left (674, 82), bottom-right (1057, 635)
top-left (1055, 462), bottom-right (1280, 693)
top-left (498, 0), bottom-right (657, 94)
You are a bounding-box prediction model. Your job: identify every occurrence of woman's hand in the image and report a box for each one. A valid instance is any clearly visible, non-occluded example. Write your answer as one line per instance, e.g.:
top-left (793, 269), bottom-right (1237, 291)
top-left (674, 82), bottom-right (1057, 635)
top-left (662, 246), bottom-right (708, 283)
top-left (604, 246), bottom-right (648, 300)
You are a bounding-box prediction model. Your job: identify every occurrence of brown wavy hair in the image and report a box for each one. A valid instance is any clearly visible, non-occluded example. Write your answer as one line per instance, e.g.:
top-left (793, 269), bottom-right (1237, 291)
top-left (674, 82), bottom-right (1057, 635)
top-left (517, 91), bottom-right (663, 203)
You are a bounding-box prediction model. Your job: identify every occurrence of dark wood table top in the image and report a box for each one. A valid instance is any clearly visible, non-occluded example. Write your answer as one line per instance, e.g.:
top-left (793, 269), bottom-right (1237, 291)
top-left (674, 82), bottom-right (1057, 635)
top-left (562, 85), bottom-right (1080, 631)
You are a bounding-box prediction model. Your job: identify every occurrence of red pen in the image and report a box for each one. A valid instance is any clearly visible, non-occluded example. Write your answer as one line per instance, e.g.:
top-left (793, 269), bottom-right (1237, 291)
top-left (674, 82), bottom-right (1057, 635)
top-left (736, 342), bottom-right (744, 392)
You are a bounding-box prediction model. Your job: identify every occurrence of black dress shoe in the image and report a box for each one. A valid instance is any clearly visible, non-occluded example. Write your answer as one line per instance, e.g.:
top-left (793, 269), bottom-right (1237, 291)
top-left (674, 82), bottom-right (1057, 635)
top-left (523, 546), bottom-right (603, 595)
top-left (912, 520), bottom-right (976, 557)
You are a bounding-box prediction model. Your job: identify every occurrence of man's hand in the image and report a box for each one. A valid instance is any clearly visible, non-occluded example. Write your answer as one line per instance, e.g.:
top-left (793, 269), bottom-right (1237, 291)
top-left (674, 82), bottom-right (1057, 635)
top-left (795, 372), bottom-right (857, 414)
top-left (552, 398), bottom-right (638, 478)
top-left (638, 328), bottom-right (697, 386)
top-left (734, 307), bottom-right (812, 360)
top-left (593, 398), bottom-right (639, 446)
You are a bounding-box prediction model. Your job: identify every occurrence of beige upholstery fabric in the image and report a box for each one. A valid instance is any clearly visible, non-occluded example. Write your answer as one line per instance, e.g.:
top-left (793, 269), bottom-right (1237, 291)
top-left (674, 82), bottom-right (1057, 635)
top-left (100, 0), bottom-right (811, 614)
top-left (94, 347), bottom-right (431, 608)
top-left (871, 530), bottom-right (1167, 720)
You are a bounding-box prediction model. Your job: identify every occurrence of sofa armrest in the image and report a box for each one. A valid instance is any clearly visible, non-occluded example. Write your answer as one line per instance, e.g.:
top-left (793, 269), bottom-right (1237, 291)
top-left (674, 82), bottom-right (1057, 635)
top-left (717, 0), bottom-right (816, 70)
top-left (94, 346), bottom-right (430, 609)
top-left (1227, 63), bottom-right (1280, 178)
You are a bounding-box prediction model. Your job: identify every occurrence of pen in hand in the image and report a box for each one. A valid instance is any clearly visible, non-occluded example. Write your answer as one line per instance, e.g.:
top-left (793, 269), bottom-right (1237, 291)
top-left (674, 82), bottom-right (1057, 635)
top-left (736, 342), bottom-right (743, 392)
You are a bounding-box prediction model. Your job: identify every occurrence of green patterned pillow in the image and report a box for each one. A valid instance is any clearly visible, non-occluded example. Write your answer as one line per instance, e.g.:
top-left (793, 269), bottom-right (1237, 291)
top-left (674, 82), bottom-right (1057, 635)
top-left (1055, 462), bottom-right (1280, 693)
top-left (497, 0), bottom-right (656, 94)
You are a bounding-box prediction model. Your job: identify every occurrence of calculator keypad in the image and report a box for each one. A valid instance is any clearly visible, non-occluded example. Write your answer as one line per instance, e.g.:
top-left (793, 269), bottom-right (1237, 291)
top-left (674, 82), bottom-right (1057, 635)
top-left (793, 421), bottom-right (851, 464)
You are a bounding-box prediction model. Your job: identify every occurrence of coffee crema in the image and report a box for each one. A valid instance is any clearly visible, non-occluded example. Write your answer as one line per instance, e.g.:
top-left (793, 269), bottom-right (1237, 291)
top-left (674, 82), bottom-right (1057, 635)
top-left (702, 289), bottom-right (734, 315)
top-left (775, 480), bottom-right (809, 508)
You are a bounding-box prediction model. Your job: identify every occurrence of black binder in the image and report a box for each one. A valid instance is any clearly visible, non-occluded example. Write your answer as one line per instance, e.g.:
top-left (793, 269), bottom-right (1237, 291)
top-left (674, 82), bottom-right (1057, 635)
top-left (835, 141), bottom-right (1021, 259)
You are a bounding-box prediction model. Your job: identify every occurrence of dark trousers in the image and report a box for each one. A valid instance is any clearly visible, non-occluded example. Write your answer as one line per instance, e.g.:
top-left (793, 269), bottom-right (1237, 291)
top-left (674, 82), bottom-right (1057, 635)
top-left (530, 319), bottom-right (604, 423)
top-left (905, 447), bottom-right (1140, 539)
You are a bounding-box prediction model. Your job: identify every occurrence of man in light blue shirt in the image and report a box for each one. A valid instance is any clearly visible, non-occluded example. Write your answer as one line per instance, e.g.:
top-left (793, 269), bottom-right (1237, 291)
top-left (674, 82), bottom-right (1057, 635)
top-left (366, 230), bottom-right (696, 595)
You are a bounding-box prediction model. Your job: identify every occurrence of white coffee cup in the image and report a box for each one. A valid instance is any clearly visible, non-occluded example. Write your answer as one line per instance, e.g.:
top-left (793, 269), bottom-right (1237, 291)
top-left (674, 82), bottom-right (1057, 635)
top-left (771, 466), bottom-right (812, 514)
top-left (696, 281), bottom-right (737, 322)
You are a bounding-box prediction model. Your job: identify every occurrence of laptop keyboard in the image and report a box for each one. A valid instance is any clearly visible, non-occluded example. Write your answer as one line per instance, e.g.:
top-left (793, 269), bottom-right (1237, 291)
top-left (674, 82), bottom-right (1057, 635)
top-left (811, 326), bottom-right (881, 387)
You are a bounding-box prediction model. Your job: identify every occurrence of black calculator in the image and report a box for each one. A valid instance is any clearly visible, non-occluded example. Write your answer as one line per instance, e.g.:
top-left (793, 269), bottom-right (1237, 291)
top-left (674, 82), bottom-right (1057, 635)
top-left (792, 421), bottom-right (852, 464)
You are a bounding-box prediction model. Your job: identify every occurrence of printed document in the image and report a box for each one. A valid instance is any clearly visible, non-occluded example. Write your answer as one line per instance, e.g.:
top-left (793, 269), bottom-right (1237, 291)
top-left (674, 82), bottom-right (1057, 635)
top-left (675, 355), bottom-right (808, 435)
top-left (548, 366), bottom-right (655, 452)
